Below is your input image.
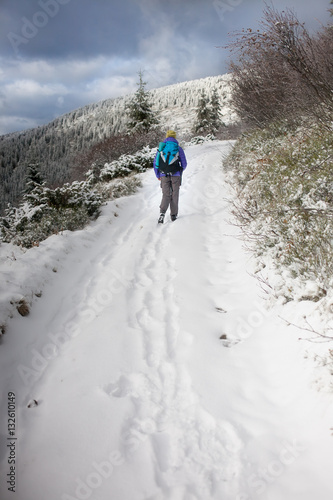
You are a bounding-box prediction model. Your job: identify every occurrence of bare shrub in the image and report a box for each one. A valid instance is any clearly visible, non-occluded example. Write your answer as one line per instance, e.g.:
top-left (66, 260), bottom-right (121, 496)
top-left (72, 128), bottom-right (163, 181)
top-left (227, 5), bottom-right (333, 127)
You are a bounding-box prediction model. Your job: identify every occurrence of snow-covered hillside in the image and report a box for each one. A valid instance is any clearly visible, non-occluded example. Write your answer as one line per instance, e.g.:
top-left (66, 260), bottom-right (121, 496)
top-left (0, 73), bottom-right (236, 214)
top-left (59, 73), bottom-right (236, 137)
top-left (0, 141), bottom-right (332, 500)
top-left (152, 74), bottom-right (236, 134)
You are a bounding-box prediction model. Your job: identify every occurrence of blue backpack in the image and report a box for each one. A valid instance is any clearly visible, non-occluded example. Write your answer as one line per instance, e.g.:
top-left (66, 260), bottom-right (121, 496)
top-left (156, 141), bottom-right (181, 175)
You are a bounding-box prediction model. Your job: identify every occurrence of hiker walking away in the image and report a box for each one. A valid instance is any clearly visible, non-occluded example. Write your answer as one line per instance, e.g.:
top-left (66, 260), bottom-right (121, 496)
top-left (153, 130), bottom-right (187, 224)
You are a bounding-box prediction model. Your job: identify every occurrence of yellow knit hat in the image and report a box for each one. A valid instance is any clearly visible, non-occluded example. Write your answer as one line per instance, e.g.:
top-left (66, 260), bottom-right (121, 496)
top-left (166, 130), bottom-right (176, 138)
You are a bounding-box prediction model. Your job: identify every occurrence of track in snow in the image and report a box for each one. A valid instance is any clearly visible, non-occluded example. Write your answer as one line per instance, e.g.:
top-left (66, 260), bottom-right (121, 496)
top-left (1, 141), bottom-right (332, 500)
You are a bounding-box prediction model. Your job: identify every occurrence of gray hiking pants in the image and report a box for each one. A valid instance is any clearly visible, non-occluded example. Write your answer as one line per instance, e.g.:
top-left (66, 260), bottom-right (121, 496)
top-left (160, 175), bottom-right (181, 216)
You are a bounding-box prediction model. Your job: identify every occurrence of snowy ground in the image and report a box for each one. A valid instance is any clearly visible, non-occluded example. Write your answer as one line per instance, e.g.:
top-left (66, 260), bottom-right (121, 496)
top-left (0, 141), bottom-right (332, 500)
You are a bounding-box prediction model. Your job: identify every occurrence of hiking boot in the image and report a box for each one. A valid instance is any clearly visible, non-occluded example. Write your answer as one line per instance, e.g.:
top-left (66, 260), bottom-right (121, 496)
top-left (171, 215), bottom-right (177, 222)
top-left (158, 213), bottom-right (165, 224)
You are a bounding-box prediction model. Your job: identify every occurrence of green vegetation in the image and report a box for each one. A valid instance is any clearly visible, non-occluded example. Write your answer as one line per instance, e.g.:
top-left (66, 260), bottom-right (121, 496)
top-left (224, 4), bottom-right (333, 304)
top-left (225, 122), bottom-right (333, 302)
top-left (0, 146), bottom-right (155, 248)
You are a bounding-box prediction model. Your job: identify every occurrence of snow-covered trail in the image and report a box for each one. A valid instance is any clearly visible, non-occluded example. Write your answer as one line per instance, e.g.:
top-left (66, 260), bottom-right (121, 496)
top-left (1, 141), bottom-right (333, 500)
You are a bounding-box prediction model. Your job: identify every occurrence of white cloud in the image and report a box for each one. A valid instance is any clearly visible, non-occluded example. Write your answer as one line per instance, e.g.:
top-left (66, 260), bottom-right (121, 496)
top-left (0, 115), bottom-right (39, 136)
top-left (4, 79), bottom-right (67, 98)
top-left (0, 55), bottom-right (143, 134)
top-left (138, 24), bottom-right (222, 88)
top-left (3, 57), bottom-right (110, 85)
top-left (84, 75), bottom-right (138, 102)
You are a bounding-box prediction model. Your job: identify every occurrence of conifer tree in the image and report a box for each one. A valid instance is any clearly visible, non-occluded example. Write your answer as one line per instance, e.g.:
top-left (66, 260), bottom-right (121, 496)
top-left (127, 71), bottom-right (159, 133)
top-left (24, 163), bottom-right (44, 194)
top-left (23, 163), bottom-right (47, 207)
top-left (194, 89), bottom-right (212, 134)
top-left (193, 88), bottom-right (223, 135)
top-left (209, 87), bottom-right (223, 133)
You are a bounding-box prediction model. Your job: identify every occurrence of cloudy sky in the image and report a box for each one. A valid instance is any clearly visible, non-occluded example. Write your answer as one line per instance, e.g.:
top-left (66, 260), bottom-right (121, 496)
top-left (0, 0), bottom-right (331, 135)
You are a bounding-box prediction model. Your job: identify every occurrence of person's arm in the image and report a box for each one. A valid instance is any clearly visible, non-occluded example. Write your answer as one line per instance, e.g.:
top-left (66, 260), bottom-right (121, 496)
top-left (179, 147), bottom-right (187, 170)
top-left (153, 152), bottom-right (161, 179)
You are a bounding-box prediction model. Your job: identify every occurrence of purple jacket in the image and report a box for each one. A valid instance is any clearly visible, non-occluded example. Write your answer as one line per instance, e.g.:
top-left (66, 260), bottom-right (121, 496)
top-left (153, 137), bottom-right (187, 179)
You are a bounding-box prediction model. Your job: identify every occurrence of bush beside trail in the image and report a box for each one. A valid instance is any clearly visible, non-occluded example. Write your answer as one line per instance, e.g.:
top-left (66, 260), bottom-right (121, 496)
top-left (0, 146), bottom-right (156, 248)
top-left (224, 121), bottom-right (333, 304)
top-left (227, 5), bottom-right (333, 128)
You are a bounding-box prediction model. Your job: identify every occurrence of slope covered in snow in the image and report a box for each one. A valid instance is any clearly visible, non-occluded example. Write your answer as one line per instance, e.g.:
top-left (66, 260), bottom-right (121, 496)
top-left (0, 141), bottom-right (332, 500)
top-left (0, 73), bottom-right (236, 215)
top-left (56, 73), bottom-right (236, 137)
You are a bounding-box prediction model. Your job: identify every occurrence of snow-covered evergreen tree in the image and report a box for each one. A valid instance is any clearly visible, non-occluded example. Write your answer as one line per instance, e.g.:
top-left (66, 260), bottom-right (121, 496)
top-left (127, 71), bottom-right (159, 133)
top-left (210, 87), bottom-right (224, 133)
top-left (194, 88), bottom-right (224, 135)
top-left (23, 163), bottom-right (47, 208)
top-left (194, 89), bottom-right (211, 134)
top-left (24, 163), bottom-right (44, 194)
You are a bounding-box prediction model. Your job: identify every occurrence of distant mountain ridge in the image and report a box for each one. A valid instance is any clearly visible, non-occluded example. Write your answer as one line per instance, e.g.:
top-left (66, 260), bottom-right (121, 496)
top-left (0, 73), bottom-right (236, 213)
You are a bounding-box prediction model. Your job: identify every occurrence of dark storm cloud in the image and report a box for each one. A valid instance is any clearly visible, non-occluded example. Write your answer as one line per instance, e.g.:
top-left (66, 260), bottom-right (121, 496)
top-left (1, 0), bottom-right (331, 60)
top-left (1, 0), bottom-right (142, 59)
